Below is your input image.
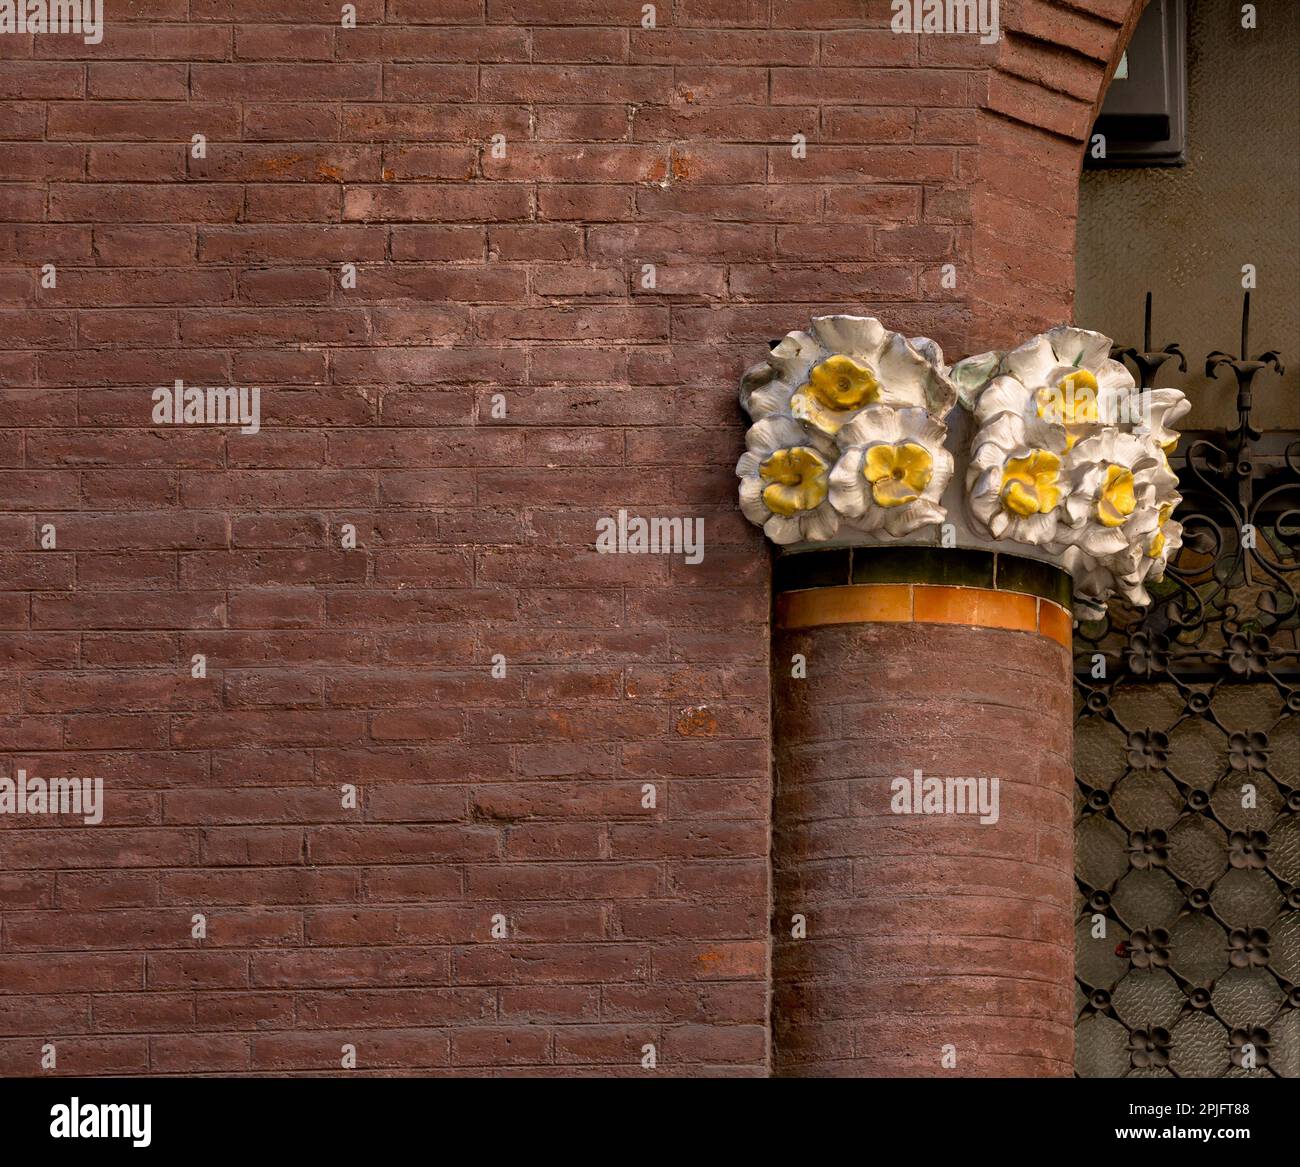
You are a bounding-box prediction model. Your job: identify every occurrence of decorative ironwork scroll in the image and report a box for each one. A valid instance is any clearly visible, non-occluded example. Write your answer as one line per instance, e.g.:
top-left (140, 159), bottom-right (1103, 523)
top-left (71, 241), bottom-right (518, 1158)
top-left (1073, 295), bottom-right (1298, 1077)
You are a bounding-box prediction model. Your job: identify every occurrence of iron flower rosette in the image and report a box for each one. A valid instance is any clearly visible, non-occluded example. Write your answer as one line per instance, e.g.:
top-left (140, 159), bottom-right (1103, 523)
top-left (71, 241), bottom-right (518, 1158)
top-left (736, 317), bottom-right (1190, 621)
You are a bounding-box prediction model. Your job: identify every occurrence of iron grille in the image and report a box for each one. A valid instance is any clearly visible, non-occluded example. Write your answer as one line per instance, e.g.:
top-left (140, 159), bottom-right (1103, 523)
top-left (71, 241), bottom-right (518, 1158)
top-left (1073, 298), bottom-right (1299, 1076)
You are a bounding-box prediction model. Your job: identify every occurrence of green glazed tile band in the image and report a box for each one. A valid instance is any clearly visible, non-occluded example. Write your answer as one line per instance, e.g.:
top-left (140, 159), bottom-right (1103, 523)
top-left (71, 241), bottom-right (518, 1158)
top-left (772, 546), bottom-right (1073, 611)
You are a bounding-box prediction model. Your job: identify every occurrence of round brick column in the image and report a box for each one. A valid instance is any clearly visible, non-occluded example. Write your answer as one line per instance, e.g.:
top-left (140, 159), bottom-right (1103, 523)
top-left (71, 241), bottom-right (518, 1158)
top-left (770, 548), bottom-right (1076, 1077)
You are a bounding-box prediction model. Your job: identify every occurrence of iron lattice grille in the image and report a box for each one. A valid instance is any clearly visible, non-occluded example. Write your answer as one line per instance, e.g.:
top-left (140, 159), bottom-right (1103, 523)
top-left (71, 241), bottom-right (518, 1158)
top-left (1072, 318), bottom-right (1299, 1077)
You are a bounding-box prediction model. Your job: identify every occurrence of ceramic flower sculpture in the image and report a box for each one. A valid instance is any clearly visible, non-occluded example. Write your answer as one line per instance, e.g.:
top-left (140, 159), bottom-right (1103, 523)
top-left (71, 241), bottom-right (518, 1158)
top-left (737, 316), bottom-right (1190, 621)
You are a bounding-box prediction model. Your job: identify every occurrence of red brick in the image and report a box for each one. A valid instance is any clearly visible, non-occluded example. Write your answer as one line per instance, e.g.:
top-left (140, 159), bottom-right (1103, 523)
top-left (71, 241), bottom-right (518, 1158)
top-left (0, 0), bottom-right (1133, 1082)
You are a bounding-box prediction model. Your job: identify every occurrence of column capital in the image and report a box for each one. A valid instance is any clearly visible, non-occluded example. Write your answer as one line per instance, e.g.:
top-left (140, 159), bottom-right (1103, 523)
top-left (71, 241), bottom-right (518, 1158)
top-left (736, 315), bottom-right (1190, 621)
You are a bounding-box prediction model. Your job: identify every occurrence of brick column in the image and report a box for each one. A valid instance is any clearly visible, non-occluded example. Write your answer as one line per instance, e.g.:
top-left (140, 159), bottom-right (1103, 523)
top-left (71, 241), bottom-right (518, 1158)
top-left (770, 548), bottom-right (1075, 1076)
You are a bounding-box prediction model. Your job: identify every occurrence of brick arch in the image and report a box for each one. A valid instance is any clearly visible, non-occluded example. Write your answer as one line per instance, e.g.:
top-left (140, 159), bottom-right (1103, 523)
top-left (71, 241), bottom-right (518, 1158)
top-left (969, 0), bottom-right (1151, 347)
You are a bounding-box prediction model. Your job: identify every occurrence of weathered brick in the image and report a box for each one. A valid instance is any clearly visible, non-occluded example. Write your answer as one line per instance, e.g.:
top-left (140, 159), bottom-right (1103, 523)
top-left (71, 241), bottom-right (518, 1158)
top-left (0, 0), bottom-right (1142, 1082)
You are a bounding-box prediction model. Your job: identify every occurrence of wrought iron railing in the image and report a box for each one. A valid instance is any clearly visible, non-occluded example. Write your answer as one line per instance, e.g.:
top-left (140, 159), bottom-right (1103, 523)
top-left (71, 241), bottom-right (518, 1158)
top-left (1073, 294), bottom-right (1299, 1077)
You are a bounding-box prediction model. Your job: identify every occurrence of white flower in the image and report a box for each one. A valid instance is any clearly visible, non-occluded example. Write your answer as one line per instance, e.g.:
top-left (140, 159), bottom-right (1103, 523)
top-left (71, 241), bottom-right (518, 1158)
top-left (964, 326), bottom-right (1190, 617)
top-left (974, 325), bottom-right (1138, 452)
top-left (736, 416), bottom-right (838, 545)
top-left (1130, 386), bottom-right (1192, 451)
top-left (1062, 546), bottom-right (1114, 622)
top-left (740, 315), bottom-right (957, 443)
top-left (739, 329), bottom-right (822, 424)
top-left (1054, 414), bottom-right (1183, 618)
top-left (1146, 504), bottom-right (1183, 576)
top-left (1062, 497), bottom-right (1182, 618)
top-left (1111, 493), bottom-right (1184, 606)
top-left (1061, 430), bottom-right (1176, 558)
top-left (967, 410), bottom-right (1069, 547)
top-left (828, 405), bottom-right (952, 538)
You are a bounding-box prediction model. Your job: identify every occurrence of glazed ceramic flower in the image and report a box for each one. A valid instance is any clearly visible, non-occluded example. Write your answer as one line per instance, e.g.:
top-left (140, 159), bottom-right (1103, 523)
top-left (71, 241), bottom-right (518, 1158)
top-left (974, 325), bottom-right (1138, 452)
top-left (795, 353), bottom-right (882, 436)
top-left (1064, 522), bottom-right (1180, 618)
top-left (1121, 490), bottom-right (1183, 571)
top-left (968, 411), bottom-right (1069, 546)
top-left (739, 316), bottom-right (957, 443)
top-left (1047, 424), bottom-right (1182, 615)
top-left (1147, 500), bottom-right (1183, 566)
top-left (735, 317), bottom-right (1188, 620)
top-left (828, 405), bottom-right (952, 537)
top-left (736, 416), bottom-right (839, 544)
top-left (1061, 545), bottom-right (1117, 621)
top-left (739, 328), bottom-right (823, 425)
top-left (1131, 386), bottom-right (1192, 452)
top-left (792, 318), bottom-right (957, 441)
top-left (1061, 431), bottom-right (1177, 558)
top-left (1104, 496), bottom-right (1184, 608)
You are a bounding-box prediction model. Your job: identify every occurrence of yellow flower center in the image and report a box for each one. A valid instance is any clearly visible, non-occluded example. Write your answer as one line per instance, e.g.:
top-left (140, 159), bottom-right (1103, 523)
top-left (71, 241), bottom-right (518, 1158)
top-left (1098, 463), bottom-right (1137, 527)
top-left (1000, 450), bottom-right (1061, 518)
top-left (863, 441), bottom-right (933, 508)
top-left (1036, 369), bottom-right (1099, 449)
top-left (1147, 502), bottom-right (1174, 557)
top-left (759, 446), bottom-right (830, 517)
top-left (806, 355), bottom-right (880, 410)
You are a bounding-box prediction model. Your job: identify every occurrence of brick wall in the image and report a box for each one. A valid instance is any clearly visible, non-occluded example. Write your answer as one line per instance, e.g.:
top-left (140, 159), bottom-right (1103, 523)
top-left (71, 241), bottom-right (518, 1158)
top-left (1, 1), bottom-right (1140, 1076)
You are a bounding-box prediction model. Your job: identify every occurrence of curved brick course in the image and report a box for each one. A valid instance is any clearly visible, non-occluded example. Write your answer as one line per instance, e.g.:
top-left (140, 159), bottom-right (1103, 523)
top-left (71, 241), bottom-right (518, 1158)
top-left (772, 617), bottom-right (1075, 1076)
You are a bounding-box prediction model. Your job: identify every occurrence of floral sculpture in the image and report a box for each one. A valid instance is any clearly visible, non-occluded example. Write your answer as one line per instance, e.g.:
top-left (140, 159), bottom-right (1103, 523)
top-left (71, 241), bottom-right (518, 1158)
top-left (737, 317), bottom-right (957, 545)
top-left (736, 316), bottom-right (1190, 620)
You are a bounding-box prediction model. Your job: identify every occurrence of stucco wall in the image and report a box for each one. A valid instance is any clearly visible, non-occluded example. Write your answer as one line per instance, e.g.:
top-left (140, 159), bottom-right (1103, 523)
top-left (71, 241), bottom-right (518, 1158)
top-left (1076, 0), bottom-right (1299, 430)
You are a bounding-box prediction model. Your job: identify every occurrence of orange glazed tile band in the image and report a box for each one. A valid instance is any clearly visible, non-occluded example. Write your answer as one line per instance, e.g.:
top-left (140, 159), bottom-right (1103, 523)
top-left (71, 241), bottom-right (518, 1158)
top-left (775, 583), bottom-right (1074, 650)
